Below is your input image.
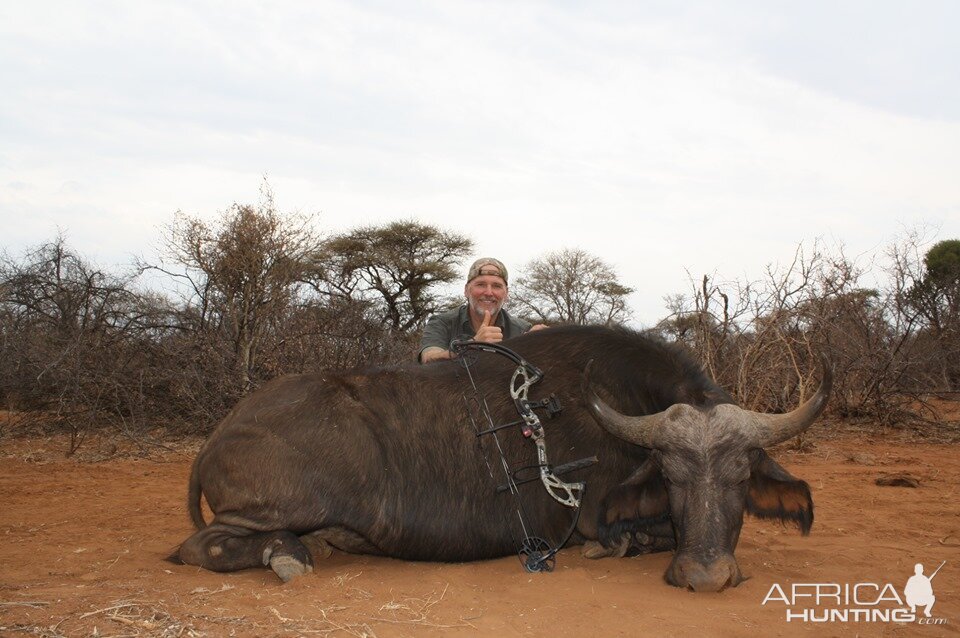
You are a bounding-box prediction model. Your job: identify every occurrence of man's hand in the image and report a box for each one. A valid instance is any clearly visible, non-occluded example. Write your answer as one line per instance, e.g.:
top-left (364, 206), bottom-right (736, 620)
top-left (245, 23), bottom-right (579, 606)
top-left (474, 310), bottom-right (503, 343)
top-left (530, 323), bottom-right (549, 332)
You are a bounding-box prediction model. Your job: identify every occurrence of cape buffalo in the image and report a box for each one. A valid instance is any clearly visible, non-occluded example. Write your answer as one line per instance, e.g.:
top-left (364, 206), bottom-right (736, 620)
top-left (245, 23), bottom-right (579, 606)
top-left (174, 325), bottom-right (831, 592)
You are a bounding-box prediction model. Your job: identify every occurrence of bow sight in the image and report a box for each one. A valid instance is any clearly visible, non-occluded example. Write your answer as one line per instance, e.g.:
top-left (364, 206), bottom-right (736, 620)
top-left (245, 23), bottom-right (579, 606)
top-left (452, 340), bottom-right (597, 573)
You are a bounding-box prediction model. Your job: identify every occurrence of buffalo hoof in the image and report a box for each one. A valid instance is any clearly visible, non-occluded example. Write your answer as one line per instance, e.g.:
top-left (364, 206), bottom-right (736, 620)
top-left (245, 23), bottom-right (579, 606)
top-left (581, 540), bottom-right (607, 559)
top-left (269, 554), bottom-right (314, 583)
top-left (582, 534), bottom-right (631, 559)
top-left (300, 534), bottom-right (335, 560)
top-left (261, 534), bottom-right (315, 583)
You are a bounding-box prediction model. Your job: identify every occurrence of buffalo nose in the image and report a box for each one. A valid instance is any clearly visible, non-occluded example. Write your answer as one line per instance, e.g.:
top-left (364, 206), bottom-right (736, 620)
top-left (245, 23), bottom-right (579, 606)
top-left (672, 554), bottom-right (742, 593)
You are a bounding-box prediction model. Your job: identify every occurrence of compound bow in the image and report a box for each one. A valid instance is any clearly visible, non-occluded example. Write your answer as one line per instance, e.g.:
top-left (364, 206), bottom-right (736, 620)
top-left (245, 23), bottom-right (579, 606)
top-left (452, 340), bottom-right (597, 572)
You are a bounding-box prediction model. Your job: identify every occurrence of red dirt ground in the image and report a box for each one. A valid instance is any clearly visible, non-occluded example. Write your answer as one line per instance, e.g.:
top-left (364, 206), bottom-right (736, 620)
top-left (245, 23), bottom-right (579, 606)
top-left (1, 417), bottom-right (958, 637)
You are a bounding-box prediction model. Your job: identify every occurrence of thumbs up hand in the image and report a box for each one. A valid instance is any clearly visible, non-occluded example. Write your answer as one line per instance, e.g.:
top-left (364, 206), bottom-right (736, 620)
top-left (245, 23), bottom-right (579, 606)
top-left (474, 310), bottom-right (503, 343)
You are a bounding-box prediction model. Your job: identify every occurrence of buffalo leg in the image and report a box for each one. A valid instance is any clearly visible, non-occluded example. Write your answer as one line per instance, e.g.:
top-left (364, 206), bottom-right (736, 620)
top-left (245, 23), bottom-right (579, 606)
top-left (628, 520), bottom-right (676, 555)
top-left (582, 533), bottom-right (632, 559)
top-left (300, 526), bottom-right (383, 557)
top-left (582, 522), bottom-right (676, 560)
top-left (178, 524), bottom-right (314, 583)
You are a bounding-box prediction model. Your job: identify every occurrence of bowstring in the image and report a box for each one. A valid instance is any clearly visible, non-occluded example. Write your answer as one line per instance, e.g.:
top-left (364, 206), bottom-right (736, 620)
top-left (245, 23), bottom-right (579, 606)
top-left (460, 355), bottom-right (537, 549)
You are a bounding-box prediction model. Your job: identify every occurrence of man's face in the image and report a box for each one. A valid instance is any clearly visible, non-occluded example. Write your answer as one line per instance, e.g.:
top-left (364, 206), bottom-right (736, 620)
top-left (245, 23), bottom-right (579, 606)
top-left (465, 274), bottom-right (508, 319)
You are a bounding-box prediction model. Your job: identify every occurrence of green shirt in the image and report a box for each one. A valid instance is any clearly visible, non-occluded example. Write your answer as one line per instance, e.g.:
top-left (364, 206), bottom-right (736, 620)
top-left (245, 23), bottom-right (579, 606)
top-left (417, 305), bottom-right (532, 362)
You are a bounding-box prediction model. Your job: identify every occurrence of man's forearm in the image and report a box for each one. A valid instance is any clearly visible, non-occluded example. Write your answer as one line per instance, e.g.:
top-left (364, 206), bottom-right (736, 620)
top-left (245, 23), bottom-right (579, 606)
top-left (419, 346), bottom-right (452, 364)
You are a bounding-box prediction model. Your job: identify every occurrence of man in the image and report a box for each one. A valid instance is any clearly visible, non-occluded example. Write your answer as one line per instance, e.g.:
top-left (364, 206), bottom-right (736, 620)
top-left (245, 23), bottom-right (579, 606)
top-left (418, 257), bottom-right (545, 363)
top-left (904, 562), bottom-right (938, 618)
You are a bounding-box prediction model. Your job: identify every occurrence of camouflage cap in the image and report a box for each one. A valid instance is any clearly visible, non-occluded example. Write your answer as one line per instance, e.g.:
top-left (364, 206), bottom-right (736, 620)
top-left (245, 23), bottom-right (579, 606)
top-left (466, 257), bottom-right (508, 285)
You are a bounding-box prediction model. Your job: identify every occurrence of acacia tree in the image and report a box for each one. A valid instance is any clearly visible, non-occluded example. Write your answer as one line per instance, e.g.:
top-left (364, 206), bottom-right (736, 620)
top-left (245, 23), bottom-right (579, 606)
top-left (318, 220), bottom-right (473, 333)
top-left (512, 249), bottom-right (633, 325)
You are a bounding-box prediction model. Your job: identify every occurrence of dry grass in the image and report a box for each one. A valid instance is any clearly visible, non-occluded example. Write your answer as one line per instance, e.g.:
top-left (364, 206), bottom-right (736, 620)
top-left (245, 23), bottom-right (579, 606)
top-left (269, 605), bottom-right (377, 637)
top-left (368, 585), bottom-right (476, 630)
top-left (77, 597), bottom-right (204, 637)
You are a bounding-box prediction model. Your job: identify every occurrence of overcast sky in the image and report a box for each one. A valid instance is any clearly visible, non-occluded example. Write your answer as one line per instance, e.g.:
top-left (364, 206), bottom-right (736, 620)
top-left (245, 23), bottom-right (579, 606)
top-left (2, 0), bottom-right (958, 325)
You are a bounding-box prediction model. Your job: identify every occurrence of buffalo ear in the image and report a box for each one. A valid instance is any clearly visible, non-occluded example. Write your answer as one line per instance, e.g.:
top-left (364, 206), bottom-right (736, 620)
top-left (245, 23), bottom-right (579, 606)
top-left (746, 449), bottom-right (813, 535)
top-left (597, 456), bottom-right (670, 547)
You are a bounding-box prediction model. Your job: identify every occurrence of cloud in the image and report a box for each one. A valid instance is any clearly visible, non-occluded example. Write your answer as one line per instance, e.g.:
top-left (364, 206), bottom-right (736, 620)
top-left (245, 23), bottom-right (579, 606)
top-left (1, 1), bottom-right (958, 324)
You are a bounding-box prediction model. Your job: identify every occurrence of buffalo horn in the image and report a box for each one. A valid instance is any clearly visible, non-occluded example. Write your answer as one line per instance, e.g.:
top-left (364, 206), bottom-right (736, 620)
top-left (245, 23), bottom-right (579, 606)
top-left (753, 354), bottom-right (833, 447)
top-left (581, 360), bottom-right (666, 448)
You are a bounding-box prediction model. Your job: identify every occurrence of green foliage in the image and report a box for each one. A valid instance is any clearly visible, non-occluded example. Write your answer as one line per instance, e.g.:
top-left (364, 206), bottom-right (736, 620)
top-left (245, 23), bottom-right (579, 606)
top-left (907, 238), bottom-right (960, 332)
top-left (924, 239), bottom-right (960, 284)
top-left (907, 238), bottom-right (960, 389)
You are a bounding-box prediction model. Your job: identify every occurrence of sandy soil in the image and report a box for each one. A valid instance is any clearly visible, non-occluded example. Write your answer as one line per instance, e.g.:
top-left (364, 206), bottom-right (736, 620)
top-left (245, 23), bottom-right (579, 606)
top-left (1, 420), bottom-right (958, 638)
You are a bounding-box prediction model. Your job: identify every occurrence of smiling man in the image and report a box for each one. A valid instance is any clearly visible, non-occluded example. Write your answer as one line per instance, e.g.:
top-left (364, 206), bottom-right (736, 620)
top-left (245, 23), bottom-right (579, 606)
top-left (417, 257), bottom-right (545, 363)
